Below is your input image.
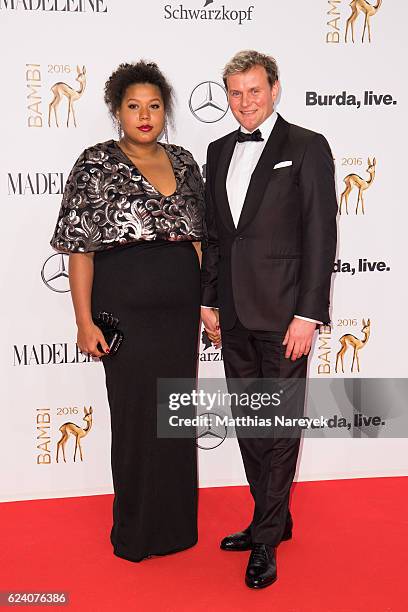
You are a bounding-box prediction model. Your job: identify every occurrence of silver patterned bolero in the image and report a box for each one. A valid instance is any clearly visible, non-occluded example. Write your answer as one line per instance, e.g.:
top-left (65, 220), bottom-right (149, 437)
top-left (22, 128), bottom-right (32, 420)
top-left (50, 140), bottom-right (206, 253)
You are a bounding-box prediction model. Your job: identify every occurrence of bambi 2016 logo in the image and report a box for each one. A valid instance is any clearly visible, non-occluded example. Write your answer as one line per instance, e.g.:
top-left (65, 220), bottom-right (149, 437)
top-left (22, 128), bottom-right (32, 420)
top-left (339, 157), bottom-right (377, 215)
top-left (56, 407), bottom-right (93, 463)
top-left (26, 64), bottom-right (86, 129)
top-left (317, 318), bottom-right (371, 375)
top-left (36, 406), bottom-right (94, 465)
top-left (335, 319), bottom-right (371, 373)
top-left (326, 0), bottom-right (383, 44)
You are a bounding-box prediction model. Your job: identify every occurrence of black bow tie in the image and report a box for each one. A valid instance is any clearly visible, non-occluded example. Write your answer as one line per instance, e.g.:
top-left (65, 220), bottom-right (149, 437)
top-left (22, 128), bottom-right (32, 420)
top-left (236, 128), bottom-right (264, 143)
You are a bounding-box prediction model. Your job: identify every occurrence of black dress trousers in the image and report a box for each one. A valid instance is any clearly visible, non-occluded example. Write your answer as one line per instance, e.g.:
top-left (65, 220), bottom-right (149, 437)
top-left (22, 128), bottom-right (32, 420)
top-left (221, 318), bottom-right (308, 546)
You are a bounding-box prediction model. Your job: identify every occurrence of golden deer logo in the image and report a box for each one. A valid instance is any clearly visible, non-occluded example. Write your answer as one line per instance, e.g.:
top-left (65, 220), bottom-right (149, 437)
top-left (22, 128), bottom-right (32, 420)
top-left (56, 407), bottom-right (93, 463)
top-left (345, 0), bottom-right (382, 43)
top-left (339, 158), bottom-right (376, 215)
top-left (335, 319), bottom-right (371, 373)
top-left (48, 65), bottom-right (86, 128)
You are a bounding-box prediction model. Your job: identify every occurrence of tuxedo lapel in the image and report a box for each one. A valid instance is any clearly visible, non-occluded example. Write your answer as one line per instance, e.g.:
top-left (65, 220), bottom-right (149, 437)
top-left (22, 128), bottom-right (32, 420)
top-left (237, 115), bottom-right (290, 233)
top-left (214, 132), bottom-right (236, 233)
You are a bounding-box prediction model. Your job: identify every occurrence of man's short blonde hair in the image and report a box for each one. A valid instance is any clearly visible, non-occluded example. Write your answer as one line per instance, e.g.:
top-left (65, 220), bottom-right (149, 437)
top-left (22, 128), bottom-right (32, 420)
top-left (223, 50), bottom-right (279, 88)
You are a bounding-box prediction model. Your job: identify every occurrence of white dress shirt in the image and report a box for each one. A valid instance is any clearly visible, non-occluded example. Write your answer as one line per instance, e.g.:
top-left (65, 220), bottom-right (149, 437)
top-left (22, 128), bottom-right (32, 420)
top-left (226, 111), bottom-right (278, 227)
top-left (204, 111), bottom-right (321, 326)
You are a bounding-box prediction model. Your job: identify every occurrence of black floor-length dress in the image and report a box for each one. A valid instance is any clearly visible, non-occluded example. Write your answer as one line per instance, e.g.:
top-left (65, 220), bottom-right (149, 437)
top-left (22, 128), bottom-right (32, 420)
top-left (92, 240), bottom-right (200, 561)
top-left (50, 140), bottom-right (205, 561)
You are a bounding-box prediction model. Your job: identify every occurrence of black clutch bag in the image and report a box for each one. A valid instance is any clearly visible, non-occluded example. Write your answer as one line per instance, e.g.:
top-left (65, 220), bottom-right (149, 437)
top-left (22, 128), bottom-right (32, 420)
top-left (92, 311), bottom-right (124, 356)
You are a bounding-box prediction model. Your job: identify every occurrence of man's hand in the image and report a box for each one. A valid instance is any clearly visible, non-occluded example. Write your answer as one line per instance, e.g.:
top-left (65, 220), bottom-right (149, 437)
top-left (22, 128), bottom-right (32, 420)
top-left (201, 307), bottom-right (221, 348)
top-left (283, 318), bottom-right (316, 361)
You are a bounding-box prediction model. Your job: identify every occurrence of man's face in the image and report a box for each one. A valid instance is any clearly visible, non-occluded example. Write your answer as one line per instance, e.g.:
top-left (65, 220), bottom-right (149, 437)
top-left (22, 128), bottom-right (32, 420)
top-left (226, 65), bottom-right (279, 132)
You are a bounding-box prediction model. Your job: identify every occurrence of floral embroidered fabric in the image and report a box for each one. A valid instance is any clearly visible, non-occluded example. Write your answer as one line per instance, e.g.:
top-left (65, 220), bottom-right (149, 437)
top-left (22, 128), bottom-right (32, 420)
top-left (50, 140), bottom-right (205, 253)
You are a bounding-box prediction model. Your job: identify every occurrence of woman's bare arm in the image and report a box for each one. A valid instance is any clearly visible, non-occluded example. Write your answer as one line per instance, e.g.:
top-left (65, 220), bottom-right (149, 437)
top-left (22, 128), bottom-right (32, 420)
top-left (69, 253), bottom-right (109, 358)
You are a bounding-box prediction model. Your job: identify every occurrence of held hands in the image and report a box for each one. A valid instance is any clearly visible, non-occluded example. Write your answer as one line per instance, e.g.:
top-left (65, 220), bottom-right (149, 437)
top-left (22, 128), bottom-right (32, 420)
top-left (283, 318), bottom-right (316, 361)
top-left (77, 321), bottom-right (110, 358)
top-left (201, 307), bottom-right (221, 349)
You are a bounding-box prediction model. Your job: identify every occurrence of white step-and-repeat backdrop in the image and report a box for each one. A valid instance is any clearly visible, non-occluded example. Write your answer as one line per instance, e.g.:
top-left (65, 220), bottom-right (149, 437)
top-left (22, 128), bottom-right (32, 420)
top-left (1, 0), bottom-right (407, 501)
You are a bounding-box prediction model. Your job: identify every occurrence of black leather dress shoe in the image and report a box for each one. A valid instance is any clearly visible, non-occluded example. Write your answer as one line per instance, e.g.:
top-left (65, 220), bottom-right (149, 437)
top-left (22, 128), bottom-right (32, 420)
top-left (220, 526), bottom-right (252, 551)
top-left (245, 544), bottom-right (277, 589)
top-left (220, 517), bottom-right (292, 551)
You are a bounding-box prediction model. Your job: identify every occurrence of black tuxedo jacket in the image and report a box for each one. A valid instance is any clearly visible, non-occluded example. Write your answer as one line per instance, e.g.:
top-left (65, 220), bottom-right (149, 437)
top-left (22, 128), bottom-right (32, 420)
top-left (201, 114), bottom-right (338, 331)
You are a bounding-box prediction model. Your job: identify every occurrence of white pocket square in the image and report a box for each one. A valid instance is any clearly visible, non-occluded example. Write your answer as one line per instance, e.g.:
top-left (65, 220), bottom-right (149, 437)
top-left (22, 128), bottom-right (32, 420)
top-left (273, 161), bottom-right (292, 169)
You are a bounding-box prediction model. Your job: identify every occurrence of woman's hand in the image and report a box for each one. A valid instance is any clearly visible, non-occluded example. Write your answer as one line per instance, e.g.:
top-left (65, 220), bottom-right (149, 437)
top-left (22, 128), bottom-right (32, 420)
top-left (201, 306), bottom-right (221, 349)
top-left (77, 322), bottom-right (110, 358)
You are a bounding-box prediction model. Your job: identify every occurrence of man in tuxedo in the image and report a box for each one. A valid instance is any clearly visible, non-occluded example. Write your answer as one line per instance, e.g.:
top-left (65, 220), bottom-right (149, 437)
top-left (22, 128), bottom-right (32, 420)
top-left (201, 50), bottom-right (337, 589)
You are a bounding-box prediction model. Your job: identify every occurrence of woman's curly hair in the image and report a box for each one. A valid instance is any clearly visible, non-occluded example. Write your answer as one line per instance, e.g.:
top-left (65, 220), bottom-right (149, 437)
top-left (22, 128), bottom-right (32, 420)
top-left (104, 60), bottom-right (175, 124)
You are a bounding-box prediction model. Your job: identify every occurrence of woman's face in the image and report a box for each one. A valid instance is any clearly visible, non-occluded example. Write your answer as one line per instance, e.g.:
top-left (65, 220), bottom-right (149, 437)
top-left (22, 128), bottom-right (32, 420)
top-left (117, 82), bottom-right (165, 144)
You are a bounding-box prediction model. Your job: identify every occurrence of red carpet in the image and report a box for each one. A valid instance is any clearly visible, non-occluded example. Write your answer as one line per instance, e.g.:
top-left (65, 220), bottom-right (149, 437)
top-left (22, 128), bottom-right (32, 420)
top-left (0, 478), bottom-right (407, 611)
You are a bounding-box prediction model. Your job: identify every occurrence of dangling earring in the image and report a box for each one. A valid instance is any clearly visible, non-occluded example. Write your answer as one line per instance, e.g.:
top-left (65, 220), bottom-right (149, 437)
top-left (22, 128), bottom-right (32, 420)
top-left (116, 119), bottom-right (123, 140)
top-left (163, 120), bottom-right (169, 144)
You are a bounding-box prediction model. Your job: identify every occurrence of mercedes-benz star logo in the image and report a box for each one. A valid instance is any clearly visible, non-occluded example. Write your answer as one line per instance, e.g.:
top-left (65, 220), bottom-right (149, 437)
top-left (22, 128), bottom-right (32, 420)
top-left (196, 411), bottom-right (228, 450)
top-left (41, 253), bottom-right (70, 293)
top-left (189, 81), bottom-right (229, 123)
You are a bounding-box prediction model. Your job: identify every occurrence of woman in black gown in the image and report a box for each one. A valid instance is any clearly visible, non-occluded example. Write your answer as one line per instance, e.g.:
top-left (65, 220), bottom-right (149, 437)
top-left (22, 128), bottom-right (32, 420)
top-left (50, 61), bottom-right (205, 562)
